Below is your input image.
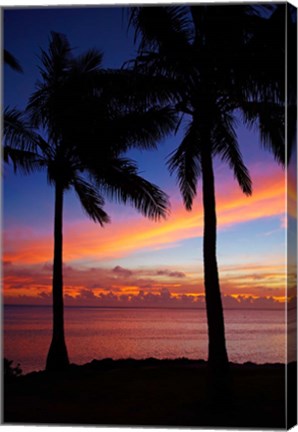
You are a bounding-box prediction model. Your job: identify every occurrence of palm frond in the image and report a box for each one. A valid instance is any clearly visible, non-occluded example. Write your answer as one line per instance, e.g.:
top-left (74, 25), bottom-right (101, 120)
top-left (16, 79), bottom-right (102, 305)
top-left (27, 32), bottom-right (74, 138)
top-left (39, 31), bottom-right (73, 81)
top-left (103, 106), bottom-right (178, 152)
top-left (26, 85), bottom-right (49, 128)
top-left (94, 157), bottom-right (170, 221)
top-left (4, 146), bottom-right (46, 175)
top-left (99, 69), bottom-right (179, 108)
top-left (4, 108), bottom-right (53, 163)
top-left (72, 49), bottom-right (103, 74)
top-left (72, 105), bottom-right (177, 164)
top-left (213, 113), bottom-right (252, 196)
top-left (241, 101), bottom-right (285, 165)
top-left (3, 108), bottom-right (41, 152)
top-left (258, 107), bottom-right (285, 166)
top-left (4, 49), bottom-right (23, 72)
top-left (167, 122), bottom-right (201, 210)
top-left (128, 30), bottom-right (195, 84)
top-left (129, 6), bottom-right (192, 51)
top-left (287, 105), bottom-right (296, 164)
top-left (236, 5), bottom-right (286, 104)
top-left (72, 176), bottom-right (110, 226)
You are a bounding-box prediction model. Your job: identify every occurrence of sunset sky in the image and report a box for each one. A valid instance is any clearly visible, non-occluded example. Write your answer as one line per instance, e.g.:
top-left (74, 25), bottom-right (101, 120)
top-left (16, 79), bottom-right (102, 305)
top-left (3, 5), bottom-right (293, 309)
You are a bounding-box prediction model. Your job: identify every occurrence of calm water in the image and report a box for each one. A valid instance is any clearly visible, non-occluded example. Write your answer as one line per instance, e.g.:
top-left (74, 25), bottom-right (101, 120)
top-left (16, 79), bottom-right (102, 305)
top-left (3, 306), bottom-right (289, 373)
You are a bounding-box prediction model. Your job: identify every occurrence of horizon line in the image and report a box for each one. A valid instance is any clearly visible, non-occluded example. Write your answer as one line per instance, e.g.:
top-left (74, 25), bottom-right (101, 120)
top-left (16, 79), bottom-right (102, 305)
top-left (3, 303), bottom-right (286, 312)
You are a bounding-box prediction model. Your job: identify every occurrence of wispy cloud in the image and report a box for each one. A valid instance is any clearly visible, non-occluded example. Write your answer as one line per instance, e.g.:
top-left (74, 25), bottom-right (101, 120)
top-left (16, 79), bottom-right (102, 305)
top-left (3, 163), bottom-right (285, 266)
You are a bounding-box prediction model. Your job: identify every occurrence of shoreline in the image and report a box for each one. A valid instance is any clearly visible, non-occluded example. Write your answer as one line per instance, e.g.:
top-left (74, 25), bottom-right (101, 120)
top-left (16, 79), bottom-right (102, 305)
top-left (8, 356), bottom-right (291, 377)
top-left (24, 356), bottom-right (290, 376)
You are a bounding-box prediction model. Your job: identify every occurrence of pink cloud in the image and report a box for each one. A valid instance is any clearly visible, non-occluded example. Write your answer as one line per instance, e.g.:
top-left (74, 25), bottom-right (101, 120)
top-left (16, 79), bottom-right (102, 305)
top-left (113, 266), bottom-right (133, 277)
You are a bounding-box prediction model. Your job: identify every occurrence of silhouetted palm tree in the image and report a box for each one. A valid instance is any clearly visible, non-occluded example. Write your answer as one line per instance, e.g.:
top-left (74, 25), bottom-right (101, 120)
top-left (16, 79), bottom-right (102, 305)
top-left (129, 5), bottom-right (287, 376)
top-left (4, 32), bottom-right (176, 371)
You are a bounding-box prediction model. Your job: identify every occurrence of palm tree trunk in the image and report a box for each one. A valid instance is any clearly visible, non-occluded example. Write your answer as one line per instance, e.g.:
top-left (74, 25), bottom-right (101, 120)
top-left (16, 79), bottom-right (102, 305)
top-left (201, 144), bottom-right (229, 374)
top-left (46, 181), bottom-right (69, 371)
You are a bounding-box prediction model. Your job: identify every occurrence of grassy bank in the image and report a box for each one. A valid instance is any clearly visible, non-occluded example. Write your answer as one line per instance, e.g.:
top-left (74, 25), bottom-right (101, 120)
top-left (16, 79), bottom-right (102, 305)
top-left (3, 358), bottom-right (295, 428)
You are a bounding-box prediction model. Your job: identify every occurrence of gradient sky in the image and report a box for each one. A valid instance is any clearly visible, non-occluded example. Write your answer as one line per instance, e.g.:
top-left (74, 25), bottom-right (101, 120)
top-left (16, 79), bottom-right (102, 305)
top-left (2, 5), bottom-right (293, 309)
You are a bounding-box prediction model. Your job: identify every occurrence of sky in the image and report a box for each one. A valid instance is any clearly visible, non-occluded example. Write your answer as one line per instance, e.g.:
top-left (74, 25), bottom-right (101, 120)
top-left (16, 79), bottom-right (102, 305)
top-left (2, 4), bottom-right (295, 309)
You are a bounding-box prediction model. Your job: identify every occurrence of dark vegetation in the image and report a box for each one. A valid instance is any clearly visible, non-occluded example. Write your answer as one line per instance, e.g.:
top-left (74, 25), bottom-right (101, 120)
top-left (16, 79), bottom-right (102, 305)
top-left (4, 358), bottom-right (295, 428)
top-left (3, 358), bottom-right (22, 382)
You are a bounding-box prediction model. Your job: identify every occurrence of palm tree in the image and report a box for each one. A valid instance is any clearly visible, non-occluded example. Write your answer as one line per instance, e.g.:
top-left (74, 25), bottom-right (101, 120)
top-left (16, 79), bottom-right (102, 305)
top-left (3, 32), bottom-right (177, 371)
top-left (129, 5), bottom-right (287, 376)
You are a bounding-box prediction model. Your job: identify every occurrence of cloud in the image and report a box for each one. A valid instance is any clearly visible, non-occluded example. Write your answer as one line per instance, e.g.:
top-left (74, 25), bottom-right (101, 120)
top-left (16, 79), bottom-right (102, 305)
top-left (3, 161), bottom-right (284, 265)
top-left (2, 246), bottom-right (287, 310)
top-left (3, 287), bottom-right (285, 310)
top-left (42, 262), bottom-right (53, 271)
top-left (113, 266), bottom-right (133, 277)
top-left (156, 270), bottom-right (186, 278)
top-left (3, 257), bottom-right (287, 307)
top-left (2, 261), bottom-right (194, 301)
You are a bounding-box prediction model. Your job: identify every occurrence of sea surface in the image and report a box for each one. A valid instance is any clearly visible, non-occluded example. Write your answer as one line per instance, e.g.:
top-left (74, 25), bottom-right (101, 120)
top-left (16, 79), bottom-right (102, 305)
top-left (3, 305), bottom-right (291, 373)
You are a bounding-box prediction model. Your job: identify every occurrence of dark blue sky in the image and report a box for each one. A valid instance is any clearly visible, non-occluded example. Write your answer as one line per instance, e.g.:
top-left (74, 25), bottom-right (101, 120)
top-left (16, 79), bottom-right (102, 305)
top-left (4, 6), bottom-right (135, 107)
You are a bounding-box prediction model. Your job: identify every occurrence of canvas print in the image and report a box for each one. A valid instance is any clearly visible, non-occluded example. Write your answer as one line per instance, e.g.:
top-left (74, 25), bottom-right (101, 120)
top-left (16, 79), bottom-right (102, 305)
top-left (2, 2), bottom-right (297, 429)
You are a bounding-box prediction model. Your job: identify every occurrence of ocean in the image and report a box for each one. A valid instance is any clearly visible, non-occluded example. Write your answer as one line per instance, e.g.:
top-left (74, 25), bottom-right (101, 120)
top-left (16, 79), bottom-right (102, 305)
top-left (3, 305), bottom-right (290, 373)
